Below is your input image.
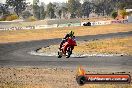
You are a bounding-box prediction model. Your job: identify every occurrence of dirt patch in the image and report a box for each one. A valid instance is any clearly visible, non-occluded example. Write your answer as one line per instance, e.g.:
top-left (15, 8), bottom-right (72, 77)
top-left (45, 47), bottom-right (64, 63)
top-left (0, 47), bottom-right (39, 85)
top-left (81, 17), bottom-right (113, 22)
top-left (0, 67), bottom-right (78, 88)
top-left (0, 24), bottom-right (132, 43)
top-left (0, 67), bottom-right (131, 88)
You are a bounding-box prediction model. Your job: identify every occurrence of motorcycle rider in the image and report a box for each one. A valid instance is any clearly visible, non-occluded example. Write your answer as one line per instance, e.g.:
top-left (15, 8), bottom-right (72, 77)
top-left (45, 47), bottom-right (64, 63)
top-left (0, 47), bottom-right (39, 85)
top-left (59, 31), bottom-right (75, 50)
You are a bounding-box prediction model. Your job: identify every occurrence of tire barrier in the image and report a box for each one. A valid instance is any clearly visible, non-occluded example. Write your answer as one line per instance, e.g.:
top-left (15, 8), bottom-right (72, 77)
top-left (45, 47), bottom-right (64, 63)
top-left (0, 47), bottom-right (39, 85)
top-left (82, 21), bottom-right (111, 26)
top-left (82, 18), bottom-right (132, 27)
top-left (111, 20), bottom-right (128, 24)
top-left (0, 26), bottom-right (35, 30)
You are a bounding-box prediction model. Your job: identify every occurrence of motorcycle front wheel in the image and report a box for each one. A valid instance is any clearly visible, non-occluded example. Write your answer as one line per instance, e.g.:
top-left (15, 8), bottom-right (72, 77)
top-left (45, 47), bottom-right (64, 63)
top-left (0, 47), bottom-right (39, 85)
top-left (66, 47), bottom-right (72, 58)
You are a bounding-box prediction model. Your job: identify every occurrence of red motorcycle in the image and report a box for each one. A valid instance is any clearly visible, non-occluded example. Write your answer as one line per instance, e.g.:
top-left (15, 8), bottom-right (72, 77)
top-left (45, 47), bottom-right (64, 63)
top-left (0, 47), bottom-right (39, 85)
top-left (58, 37), bottom-right (77, 58)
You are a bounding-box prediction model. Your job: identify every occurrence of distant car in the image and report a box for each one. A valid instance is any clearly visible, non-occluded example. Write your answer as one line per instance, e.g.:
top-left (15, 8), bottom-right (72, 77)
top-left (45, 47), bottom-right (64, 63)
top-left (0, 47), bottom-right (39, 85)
top-left (83, 22), bottom-right (91, 26)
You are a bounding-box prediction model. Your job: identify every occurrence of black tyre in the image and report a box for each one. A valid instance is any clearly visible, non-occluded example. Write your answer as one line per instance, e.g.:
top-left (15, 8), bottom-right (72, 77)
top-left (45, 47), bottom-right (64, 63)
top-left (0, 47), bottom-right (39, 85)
top-left (66, 47), bottom-right (72, 58)
top-left (58, 51), bottom-right (62, 58)
top-left (76, 76), bottom-right (86, 86)
top-left (66, 53), bottom-right (70, 58)
top-left (58, 55), bottom-right (62, 58)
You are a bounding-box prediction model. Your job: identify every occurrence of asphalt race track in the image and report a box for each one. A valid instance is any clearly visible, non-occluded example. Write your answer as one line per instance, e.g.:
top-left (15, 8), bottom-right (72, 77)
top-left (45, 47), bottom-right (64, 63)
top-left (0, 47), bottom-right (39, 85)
top-left (0, 31), bottom-right (132, 72)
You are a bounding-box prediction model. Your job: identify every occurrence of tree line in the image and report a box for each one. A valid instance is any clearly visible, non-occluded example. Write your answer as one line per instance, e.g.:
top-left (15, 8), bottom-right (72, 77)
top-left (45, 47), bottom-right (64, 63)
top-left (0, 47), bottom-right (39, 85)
top-left (0, 0), bottom-right (132, 20)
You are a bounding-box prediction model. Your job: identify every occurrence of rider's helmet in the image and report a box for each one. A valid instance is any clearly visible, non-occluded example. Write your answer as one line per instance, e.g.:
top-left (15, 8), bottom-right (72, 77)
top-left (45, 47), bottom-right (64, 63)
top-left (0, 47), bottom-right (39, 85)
top-left (69, 31), bottom-right (74, 37)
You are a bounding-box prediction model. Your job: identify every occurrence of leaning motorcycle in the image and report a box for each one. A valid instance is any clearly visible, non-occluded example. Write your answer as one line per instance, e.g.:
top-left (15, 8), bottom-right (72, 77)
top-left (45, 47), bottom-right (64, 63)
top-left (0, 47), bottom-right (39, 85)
top-left (58, 37), bottom-right (77, 58)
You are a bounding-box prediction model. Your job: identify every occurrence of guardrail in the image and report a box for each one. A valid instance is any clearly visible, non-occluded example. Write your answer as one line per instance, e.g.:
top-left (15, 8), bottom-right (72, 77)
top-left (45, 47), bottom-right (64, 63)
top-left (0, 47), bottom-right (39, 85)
top-left (0, 17), bottom-right (132, 30)
top-left (0, 23), bottom-right (81, 30)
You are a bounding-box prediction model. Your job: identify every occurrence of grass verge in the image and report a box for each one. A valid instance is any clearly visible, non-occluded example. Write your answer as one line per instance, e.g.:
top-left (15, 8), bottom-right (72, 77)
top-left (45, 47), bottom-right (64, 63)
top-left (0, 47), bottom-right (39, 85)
top-left (74, 36), bottom-right (132, 55)
top-left (38, 36), bottom-right (132, 56)
top-left (0, 24), bottom-right (132, 43)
